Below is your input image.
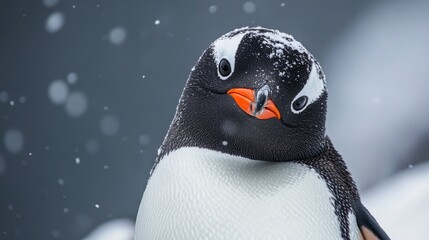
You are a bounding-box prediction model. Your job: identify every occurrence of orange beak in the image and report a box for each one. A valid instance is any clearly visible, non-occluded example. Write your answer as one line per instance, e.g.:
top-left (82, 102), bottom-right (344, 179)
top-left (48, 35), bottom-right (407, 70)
top-left (227, 88), bottom-right (281, 120)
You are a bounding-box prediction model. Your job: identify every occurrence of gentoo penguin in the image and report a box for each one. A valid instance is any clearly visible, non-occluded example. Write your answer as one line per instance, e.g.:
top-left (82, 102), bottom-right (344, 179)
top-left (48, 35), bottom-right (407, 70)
top-left (135, 27), bottom-right (390, 240)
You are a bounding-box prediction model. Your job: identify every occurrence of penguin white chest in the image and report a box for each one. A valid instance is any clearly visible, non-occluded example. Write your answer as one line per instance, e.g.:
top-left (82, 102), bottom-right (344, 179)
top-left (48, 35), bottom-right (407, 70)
top-left (136, 147), bottom-right (357, 239)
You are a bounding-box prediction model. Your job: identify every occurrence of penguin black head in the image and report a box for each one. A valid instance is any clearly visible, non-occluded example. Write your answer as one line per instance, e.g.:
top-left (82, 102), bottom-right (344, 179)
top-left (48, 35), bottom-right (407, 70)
top-left (159, 27), bottom-right (328, 162)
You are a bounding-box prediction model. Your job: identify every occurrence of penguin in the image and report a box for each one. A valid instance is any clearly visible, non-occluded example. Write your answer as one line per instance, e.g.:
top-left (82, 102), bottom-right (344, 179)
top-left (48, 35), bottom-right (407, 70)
top-left (135, 27), bottom-right (390, 240)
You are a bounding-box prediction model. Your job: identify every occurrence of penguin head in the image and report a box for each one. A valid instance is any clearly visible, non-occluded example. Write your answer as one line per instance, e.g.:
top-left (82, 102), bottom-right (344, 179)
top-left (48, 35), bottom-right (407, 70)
top-left (161, 27), bottom-right (328, 161)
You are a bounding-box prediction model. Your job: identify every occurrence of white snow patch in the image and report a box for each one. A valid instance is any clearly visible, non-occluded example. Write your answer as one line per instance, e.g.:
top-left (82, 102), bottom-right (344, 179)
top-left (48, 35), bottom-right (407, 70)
top-left (212, 28), bottom-right (309, 80)
top-left (82, 219), bottom-right (134, 240)
top-left (325, 0), bottom-right (429, 189)
top-left (260, 31), bottom-right (306, 56)
top-left (46, 12), bottom-right (65, 33)
top-left (362, 162), bottom-right (429, 240)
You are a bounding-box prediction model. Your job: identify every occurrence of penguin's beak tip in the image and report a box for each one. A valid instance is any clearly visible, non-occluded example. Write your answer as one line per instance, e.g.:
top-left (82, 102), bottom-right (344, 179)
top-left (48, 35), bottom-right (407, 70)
top-left (227, 88), bottom-right (281, 120)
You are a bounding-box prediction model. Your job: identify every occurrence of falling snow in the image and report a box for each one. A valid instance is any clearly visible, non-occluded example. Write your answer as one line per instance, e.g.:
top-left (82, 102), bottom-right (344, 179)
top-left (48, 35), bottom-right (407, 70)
top-left (86, 139), bottom-right (99, 154)
top-left (19, 96), bottom-right (26, 103)
top-left (4, 129), bottom-right (24, 154)
top-left (100, 115), bottom-right (120, 136)
top-left (51, 229), bottom-right (61, 238)
top-left (208, 5), bottom-right (218, 14)
top-left (46, 12), bottom-right (65, 33)
top-left (48, 80), bottom-right (69, 105)
top-left (65, 91), bottom-right (88, 117)
top-left (0, 91), bottom-right (8, 103)
top-left (243, 2), bottom-right (256, 14)
top-left (138, 135), bottom-right (151, 145)
top-left (2, 1), bottom-right (428, 239)
top-left (67, 72), bottom-right (78, 84)
top-left (58, 178), bottom-right (65, 185)
top-left (109, 27), bottom-right (127, 45)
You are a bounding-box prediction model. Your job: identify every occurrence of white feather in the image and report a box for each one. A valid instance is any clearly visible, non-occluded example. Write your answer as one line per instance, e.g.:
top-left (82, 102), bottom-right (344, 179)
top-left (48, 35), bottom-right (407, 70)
top-left (291, 63), bottom-right (326, 114)
top-left (212, 32), bottom-right (247, 80)
top-left (135, 147), bottom-right (360, 239)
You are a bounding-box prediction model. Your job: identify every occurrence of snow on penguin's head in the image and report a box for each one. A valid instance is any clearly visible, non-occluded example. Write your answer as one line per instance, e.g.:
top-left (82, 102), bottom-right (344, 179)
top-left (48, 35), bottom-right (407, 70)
top-left (209, 27), bottom-right (326, 114)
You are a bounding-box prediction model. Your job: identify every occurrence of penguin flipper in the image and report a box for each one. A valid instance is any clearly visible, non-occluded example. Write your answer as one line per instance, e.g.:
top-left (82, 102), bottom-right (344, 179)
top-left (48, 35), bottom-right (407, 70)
top-left (355, 201), bottom-right (390, 240)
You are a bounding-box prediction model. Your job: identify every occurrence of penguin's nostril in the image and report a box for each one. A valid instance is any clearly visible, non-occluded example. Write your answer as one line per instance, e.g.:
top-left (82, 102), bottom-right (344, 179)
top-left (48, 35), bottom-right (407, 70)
top-left (253, 85), bottom-right (270, 115)
top-left (254, 93), bottom-right (267, 114)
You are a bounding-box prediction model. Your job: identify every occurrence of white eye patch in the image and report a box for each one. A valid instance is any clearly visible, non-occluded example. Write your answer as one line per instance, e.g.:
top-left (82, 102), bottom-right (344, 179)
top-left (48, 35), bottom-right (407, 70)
top-left (211, 32), bottom-right (247, 80)
top-left (291, 62), bottom-right (326, 114)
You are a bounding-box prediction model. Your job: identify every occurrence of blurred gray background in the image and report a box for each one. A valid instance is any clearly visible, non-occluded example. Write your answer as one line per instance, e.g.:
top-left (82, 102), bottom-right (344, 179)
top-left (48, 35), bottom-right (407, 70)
top-left (1, 0), bottom-right (428, 239)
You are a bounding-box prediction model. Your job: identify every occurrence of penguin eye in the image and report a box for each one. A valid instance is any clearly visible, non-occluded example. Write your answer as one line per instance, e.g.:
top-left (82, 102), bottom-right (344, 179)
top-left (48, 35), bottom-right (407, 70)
top-left (219, 58), bottom-right (232, 77)
top-left (292, 96), bottom-right (308, 111)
